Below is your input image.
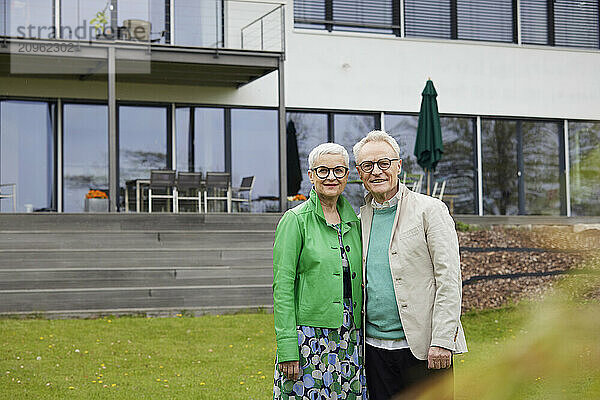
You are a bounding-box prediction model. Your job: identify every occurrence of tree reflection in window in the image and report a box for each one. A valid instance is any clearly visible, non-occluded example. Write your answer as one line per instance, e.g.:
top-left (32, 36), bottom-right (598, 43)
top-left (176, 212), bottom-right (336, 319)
top-left (569, 122), bottom-right (600, 216)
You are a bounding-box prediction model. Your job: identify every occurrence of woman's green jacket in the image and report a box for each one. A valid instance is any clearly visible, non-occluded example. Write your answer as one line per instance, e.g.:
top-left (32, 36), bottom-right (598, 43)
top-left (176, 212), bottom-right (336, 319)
top-left (273, 189), bottom-right (363, 362)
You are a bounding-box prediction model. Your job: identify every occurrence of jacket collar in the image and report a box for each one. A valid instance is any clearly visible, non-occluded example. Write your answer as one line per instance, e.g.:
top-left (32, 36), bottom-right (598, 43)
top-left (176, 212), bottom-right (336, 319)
top-left (363, 182), bottom-right (409, 207)
top-left (308, 188), bottom-right (359, 224)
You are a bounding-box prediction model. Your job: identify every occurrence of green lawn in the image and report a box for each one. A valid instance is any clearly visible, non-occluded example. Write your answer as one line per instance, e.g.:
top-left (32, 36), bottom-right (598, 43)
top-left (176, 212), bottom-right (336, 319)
top-left (1, 298), bottom-right (599, 399)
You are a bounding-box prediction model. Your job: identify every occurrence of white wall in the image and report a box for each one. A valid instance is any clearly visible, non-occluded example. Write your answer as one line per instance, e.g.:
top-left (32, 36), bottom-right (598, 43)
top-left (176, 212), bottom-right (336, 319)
top-left (284, 23), bottom-right (600, 120)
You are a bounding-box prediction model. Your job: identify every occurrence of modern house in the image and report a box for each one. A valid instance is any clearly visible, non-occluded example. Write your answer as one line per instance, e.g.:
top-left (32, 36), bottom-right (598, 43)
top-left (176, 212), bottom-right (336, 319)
top-left (1, 0), bottom-right (599, 217)
top-left (1, 0), bottom-right (599, 316)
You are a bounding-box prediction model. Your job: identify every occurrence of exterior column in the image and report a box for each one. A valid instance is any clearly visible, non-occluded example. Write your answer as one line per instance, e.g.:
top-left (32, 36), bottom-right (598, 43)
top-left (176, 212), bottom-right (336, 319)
top-left (108, 46), bottom-right (118, 212)
top-left (278, 56), bottom-right (287, 212)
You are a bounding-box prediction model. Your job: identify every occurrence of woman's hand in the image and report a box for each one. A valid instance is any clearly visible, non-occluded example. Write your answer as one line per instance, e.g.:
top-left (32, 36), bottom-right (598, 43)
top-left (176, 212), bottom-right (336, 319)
top-left (278, 360), bottom-right (300, 381)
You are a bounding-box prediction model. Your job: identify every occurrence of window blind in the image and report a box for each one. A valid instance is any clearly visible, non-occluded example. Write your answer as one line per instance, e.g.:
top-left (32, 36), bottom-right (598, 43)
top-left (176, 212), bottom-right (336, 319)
top-left (554, 0), bottom-right (599, 48)
top-left (294, 0), bottom-right (326, 28)
top-left (520, 0), bottom-right (549, 45)
top-left (332, 0), bottom-right (394, 28)
top-left (457, 0), bottom-right (514, 42)
top-left (405, 0), bottom-right (452, 39)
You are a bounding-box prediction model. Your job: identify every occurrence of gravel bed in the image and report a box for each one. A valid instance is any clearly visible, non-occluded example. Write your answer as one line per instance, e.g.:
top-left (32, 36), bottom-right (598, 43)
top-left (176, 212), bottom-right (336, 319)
top-left (457, 227), bottom-right (600, 312)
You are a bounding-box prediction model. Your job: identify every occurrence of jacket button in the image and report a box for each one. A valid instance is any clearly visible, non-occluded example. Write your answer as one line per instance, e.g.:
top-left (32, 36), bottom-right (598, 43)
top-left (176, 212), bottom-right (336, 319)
top-left (352, 272), bottom-right (356, 279)
top-left (353, 302), bottom-right (357, 307)
top-left (345, 245), bottom-right (350, 252)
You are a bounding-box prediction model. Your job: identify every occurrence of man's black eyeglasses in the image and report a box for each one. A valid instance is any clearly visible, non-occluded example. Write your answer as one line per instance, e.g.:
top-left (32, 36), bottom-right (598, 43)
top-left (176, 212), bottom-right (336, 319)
top-left (312, 165), bottom-right (349, 180)
top-left (357, 158), bottom-right (399, 173)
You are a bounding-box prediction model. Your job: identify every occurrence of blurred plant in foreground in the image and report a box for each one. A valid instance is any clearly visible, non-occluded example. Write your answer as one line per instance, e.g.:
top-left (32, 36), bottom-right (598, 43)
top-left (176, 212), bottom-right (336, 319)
top-left (396, 252), bottom-right (600, 400)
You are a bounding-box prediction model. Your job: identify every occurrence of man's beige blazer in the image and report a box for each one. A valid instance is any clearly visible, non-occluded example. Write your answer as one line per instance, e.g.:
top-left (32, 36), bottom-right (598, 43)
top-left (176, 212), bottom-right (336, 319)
top-left (360, 183), bottom-right (468, 360)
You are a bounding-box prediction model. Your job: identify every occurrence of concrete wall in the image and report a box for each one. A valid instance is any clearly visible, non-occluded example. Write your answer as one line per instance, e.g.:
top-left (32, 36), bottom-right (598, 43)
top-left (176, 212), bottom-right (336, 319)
top-left (283, 10), bottom-right (600, 119)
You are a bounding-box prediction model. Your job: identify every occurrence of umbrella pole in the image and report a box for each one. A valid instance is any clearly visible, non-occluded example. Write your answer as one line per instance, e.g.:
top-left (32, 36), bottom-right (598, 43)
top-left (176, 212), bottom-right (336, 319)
top-left (427, 169), bottom-right (431, 195)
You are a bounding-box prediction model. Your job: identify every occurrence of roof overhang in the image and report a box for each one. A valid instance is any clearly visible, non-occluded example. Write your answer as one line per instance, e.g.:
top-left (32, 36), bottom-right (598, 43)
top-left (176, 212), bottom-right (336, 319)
top-left (0, 38), bottom-right (281, 87)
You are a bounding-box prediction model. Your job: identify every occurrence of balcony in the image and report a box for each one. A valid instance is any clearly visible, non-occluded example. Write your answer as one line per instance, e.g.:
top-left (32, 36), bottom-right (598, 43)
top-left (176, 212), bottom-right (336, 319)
top-left (0, 0), bottom-right (285, 87)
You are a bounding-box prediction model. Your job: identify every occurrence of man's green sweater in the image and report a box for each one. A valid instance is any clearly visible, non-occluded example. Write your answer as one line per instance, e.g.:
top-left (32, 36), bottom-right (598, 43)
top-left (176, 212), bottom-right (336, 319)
top-left (365, 205), bottom-right (405, 339)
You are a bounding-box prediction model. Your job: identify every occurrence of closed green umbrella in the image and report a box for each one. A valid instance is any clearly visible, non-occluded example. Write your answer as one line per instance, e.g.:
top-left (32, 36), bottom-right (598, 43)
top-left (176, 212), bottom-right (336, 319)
top-left (414, 79), bottom-right (443, 194)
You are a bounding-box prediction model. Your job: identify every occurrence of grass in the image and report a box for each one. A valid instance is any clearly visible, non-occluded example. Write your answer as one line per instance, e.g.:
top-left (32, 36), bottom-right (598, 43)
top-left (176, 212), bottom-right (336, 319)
top-left (1, 283), bottom-right (599, 399)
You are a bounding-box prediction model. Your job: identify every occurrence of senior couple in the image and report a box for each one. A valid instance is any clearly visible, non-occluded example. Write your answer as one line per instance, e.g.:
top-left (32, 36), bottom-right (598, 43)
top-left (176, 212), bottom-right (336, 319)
top-left (272, 130), bottom-right (467, 400)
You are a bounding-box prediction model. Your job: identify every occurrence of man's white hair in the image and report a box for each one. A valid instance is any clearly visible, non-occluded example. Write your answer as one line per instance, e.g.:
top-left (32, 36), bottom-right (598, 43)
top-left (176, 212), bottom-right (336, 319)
top-left (353, 130), bottom-right (400, 162)
top-left (308, 143), bottom-right (349, 169)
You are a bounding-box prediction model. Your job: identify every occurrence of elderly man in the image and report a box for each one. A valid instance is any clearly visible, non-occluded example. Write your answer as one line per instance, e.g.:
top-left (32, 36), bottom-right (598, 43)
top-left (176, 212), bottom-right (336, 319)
top-left (353, 130), bottom-right (467, 399)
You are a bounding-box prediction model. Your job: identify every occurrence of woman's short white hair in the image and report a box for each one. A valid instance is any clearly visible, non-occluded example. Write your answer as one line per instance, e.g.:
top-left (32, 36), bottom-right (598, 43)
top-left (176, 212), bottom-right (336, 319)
top-left (308, 143), bottom-right (349, 169)
top-left (353, 130), bottom-right (400, 162)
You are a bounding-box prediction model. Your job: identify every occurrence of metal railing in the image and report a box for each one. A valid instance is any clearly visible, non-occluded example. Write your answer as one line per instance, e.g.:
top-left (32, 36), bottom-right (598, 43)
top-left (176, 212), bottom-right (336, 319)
top-left (0, 0), bottom-right (285, 53)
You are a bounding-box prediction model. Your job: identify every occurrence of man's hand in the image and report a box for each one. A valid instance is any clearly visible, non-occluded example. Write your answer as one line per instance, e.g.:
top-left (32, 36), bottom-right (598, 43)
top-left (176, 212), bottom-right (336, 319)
top-left (428, 346), bottom-right (452, 369)
top-left (278, 360), bottom-right (300, 381)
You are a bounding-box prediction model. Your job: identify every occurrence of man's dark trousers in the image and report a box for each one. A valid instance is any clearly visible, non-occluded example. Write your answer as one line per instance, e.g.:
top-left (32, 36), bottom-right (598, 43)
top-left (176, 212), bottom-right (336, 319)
top-left (365, 344), bottom-right (454, 400)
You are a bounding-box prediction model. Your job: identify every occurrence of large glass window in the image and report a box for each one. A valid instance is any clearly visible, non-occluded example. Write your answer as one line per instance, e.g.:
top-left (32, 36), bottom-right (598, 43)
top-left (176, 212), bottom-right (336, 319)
top-left (174, 0), bottom-right (223, 47)
top-left (176, 107), bottom-right (225, 174)
top-left (1, 100), bottom-right (55, 212)
top-left (385, 114), bottom-right (476, 214)
top-left (334, 113), bottom-right (377, 211)
top-left (63, 104), bottom-right (108, 212)
top-left (119, 105), bottom-right (169, 191)
top-left (286, 112), bottom-right (328, 198)
top-left (61, 0), bottom-right (112, 41)
top-left (482, 119), bottom-right (562, 215)
top-left (1, 0), bottom-right (53, 38)
top-left (231, 109), bottom-right (279, 212)
top-left (118, 0), bottom-right (166, 43)
top-left (437, 117), bottom-right (477, 214)
top-left (569, 122), bottom-right (600, 216)
top-left (482, 119), bottom-right (519, 215)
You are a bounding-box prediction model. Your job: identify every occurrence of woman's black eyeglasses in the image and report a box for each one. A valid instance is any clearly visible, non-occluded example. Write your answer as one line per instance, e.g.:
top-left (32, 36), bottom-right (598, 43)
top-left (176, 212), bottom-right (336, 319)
top-left (357, 158), bottom-right (399, 173)
top-left (312, 165), bottom-right (349, 180)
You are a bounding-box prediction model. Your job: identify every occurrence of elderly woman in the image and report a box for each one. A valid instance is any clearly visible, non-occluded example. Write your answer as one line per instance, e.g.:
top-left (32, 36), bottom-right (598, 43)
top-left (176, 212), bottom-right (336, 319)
top-left (272, 143), bottom-right (367, 399)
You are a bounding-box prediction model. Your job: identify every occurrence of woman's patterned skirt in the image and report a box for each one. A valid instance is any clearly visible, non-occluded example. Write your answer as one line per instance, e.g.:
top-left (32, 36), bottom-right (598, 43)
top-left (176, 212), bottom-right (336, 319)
top-left (273, 299), bottom-right (368, 400)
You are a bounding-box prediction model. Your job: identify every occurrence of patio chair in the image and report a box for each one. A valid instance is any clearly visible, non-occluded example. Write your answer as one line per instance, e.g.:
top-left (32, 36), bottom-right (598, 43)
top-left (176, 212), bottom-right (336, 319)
top-left (148, 169), bottom-right (176, 213)
top-left (402, 172), bottom-right (423, 193)
top-left (176, 172), bottom-right (203, 213)
top-left (204, 172), bottom-right (231, 213)
top-left (0, 183), bottom-right (17, 212)
top-left (231, 176), bottom-right (255, 212)
top-left (432, 179), bottom-right (447, 201)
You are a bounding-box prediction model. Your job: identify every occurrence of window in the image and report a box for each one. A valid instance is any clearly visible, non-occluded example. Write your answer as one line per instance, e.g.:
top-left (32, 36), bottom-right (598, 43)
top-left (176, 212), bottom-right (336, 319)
top-left (286, 112), bottom-right (328, 197)
top-left (385, 114), bottom-right (477, 214)
top-left (294, 0), bottom-right (395, 33)
top-left (61, 0), bottom-right (111, 41)
top-left (174, 0), bottom-right (223, 47)
top-left (482, 119), bottom-right (562, 215)
top-left (294, 0), bottom-right (326, 29)
top-left (334, 113), bottom-right (378, 211)
top-left (520, 0), bottom-right (549, 45)
top-left (118, 0), bottom-right (167, 43)
top-left (1, 100), bottom-right (55, 212)
top-left (231, 109), bottom-right (279, 212)
top-left (63, 103), bottom-right (109, 212)
top-left (405, 0), bottom-right (452, 39)
top-left (569, 122), bottom-right (600, 216)
top-left (176, 107), bottom-right (225, 174)
top-left (554, 0), bottom-right (599, 49)
top-left (2, 0), bottom-right (54, 38)
top-left (332, 0), bottom-right (394, 34)
top-left (437, 117), bottom-right (477, 214)
top-left (119, 105), bottom-right (169, 191)
top-left (457, 0), bottom-right (515, 43)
